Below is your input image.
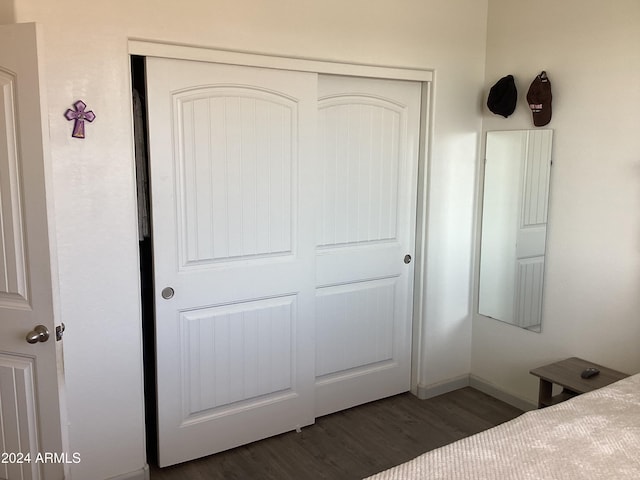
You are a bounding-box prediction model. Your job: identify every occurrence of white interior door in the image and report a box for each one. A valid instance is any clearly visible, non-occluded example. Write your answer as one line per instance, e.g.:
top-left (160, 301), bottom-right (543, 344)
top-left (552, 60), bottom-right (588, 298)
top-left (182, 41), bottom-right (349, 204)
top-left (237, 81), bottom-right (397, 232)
top-left (314, 75), bottom-right (421, 416)
top-left (0, 23), bottom-right (65, 480)
top-left (147, 57), bottom-right (318, 467)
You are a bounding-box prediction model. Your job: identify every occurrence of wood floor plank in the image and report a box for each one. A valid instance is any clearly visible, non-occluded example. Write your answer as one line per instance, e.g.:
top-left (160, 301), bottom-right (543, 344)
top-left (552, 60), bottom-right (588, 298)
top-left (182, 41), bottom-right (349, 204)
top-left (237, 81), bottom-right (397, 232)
top-left (150, 387), bottom-right (522, 479)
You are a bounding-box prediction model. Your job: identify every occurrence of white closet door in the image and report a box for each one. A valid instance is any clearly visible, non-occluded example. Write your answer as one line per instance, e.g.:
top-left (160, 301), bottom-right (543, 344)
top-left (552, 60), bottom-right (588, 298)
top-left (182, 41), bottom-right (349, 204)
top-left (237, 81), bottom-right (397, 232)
top-left (147, 57), bottom-right (318, 467)
top-left (315, 75), bottom-right (421, 417)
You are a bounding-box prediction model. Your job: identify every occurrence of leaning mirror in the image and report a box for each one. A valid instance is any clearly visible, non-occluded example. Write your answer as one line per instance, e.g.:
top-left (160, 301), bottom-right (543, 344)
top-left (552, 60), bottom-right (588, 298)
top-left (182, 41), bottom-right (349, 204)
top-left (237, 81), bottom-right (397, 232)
top-left (478, 129), bottom-right (553, 332)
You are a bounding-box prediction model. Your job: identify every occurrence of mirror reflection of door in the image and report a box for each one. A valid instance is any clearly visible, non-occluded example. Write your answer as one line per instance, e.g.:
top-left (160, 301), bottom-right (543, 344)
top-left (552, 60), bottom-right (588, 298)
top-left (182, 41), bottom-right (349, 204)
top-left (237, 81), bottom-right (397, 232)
top-left (478, 129), bottom-right (552, 332)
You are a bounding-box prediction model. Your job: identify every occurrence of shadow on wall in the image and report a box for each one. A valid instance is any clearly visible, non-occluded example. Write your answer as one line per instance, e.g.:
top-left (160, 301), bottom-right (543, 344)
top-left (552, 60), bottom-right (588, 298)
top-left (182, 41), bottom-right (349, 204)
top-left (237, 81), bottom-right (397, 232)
top-left (0, 4), bottom-right (16, 23)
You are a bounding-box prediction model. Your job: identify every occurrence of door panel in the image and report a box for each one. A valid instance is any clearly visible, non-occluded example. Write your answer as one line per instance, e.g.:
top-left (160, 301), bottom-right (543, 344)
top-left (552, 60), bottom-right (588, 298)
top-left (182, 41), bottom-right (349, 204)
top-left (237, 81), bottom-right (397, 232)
top-left (0, 355), bottom-right (40, 480)
top-left (315, 75), bottom-right (421, 417)
top-left (515, 258), bottom-right (544, 328)
top-left (147, 58), bottom-right (318, 466)
top-left (0, 69), bottom-right (28, 309)
top-left (315, 278), bottom-right (396, 378)
top-left (0, 23), bottom-right (64, 480)
top-left (316, 95), bottom-right (401, 246)
top-left (181, 295), bottom-right (296, 417)
top-left (176, 88), bottom-right (296, 264)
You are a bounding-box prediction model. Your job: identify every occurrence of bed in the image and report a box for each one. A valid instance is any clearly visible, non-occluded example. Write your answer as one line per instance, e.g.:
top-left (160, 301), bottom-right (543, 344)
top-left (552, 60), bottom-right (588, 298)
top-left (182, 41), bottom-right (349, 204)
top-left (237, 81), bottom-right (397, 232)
top-left (366, 373), bottom-right (640, 479)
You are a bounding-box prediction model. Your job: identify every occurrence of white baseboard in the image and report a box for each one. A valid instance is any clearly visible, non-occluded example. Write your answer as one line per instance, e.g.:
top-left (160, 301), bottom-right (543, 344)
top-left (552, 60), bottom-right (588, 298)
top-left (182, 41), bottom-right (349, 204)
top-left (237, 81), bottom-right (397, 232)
top-left (469, 374), bottom-right (537, 411)
top-left (105, 464), bottom-right (149, 480)
top-left (415, 373), bottom-right (538, 412)
top-left (416, 374), bottom-right (470, 399)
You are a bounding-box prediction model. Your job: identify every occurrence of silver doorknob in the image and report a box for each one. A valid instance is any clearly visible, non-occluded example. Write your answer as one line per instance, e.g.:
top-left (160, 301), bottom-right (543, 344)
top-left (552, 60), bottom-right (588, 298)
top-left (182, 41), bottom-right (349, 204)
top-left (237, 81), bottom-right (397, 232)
top-left (26, 325), bottom-right (50, 344)
top-left (161, 287), bottom-right (175, 299)
top-left (404, 254), bottom-right (412, 264)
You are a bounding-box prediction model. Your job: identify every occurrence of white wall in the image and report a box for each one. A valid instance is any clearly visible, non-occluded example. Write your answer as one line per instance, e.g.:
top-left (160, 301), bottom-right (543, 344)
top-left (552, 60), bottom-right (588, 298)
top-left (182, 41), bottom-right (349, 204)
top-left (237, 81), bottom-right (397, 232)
top-left (12, 1), bottom-right (488, 478)
top-left (474, 0), bottom-right (640, 405)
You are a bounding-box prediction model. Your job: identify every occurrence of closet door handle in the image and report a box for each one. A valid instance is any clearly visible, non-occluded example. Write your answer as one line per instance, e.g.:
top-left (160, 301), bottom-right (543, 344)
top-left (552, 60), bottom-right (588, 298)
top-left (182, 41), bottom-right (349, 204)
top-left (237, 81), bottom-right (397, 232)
top-left (161, 287), bottom-right (175, 299)
top-left (404, 254), bottom-right (412, 264)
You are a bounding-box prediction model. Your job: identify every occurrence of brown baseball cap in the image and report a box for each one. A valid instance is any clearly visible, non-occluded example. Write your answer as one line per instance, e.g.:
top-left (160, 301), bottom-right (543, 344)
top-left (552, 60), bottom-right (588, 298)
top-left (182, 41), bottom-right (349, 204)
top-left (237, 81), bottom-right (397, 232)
top-left (527, 71), bottom-right (552, 126)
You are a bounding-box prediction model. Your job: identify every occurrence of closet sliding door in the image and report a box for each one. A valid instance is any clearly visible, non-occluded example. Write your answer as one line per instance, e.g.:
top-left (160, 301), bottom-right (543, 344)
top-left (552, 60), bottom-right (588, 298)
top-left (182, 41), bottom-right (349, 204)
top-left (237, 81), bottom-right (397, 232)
top-left (315, 75), bottom-right (421, 416)
top-left (147, 57), bottom-right (318, 467)
top-left (146, 58), bottom-right (421, 467)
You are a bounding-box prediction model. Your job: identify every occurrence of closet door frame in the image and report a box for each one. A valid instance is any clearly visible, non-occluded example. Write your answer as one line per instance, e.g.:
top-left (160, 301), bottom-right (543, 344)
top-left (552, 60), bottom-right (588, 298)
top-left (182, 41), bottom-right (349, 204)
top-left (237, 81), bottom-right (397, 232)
top-left (128, 39), bottom-right (433, 399)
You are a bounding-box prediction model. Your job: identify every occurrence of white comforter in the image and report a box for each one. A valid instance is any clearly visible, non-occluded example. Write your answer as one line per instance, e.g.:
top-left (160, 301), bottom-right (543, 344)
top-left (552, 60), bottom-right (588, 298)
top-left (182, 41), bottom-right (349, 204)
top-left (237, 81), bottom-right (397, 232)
top-left (366, 373), bottom-right (640, 479)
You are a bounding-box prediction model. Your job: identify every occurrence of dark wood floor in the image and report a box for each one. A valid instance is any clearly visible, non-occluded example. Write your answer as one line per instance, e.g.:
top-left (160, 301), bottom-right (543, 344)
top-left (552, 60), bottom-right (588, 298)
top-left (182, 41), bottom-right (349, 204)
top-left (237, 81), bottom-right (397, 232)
top-left (150, 387), bottom-right (522, 480)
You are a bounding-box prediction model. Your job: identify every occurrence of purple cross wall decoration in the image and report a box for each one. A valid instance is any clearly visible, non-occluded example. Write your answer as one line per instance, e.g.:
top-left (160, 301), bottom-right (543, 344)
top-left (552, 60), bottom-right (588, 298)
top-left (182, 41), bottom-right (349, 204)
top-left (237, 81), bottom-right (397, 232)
top-left (64, 100), bottom-right (96, 139)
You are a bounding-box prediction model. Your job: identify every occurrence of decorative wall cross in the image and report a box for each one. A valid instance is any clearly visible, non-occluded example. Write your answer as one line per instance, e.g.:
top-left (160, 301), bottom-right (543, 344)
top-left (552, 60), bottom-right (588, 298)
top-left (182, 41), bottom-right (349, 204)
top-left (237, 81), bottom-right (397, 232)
top-left (64, 100), bottom-right (96, 139)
